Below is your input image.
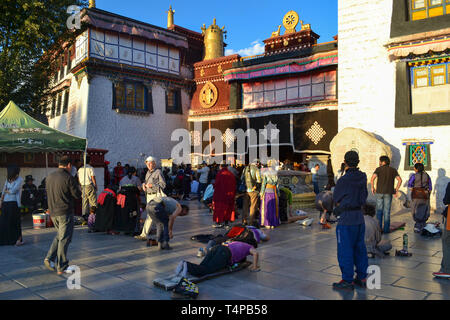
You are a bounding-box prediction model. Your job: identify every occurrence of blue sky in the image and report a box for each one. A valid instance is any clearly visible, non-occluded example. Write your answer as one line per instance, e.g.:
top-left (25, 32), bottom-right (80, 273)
top-left (95, 0), bottom-right (337, 57)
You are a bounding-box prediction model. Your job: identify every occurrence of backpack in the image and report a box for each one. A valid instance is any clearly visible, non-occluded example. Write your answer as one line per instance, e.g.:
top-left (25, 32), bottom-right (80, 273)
top-left (228, 226), bottom-right (258, 248)
top-left (225, 225), bottom-right (246, 238)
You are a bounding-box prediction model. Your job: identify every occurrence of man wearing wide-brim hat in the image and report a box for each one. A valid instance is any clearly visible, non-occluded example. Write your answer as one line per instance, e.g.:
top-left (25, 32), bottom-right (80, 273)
top-left (135, 156), bottom-right (167, 244)
top-left (21, 175), bottom-right (38, 211)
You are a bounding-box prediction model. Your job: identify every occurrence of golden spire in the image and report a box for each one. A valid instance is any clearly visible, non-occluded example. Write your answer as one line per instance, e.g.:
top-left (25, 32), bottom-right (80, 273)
top-left (201, 18), bottom-right (226, 61)
top-left (89, 0), bottom-right (96, 8)
top-left (167, 5), bottom-right (175, 29)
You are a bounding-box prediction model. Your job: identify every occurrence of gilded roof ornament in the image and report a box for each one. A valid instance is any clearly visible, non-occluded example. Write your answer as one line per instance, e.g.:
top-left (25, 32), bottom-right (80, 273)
top-left (167, 6), bottom-right (175, 28)
top-left (283, 10), bottom-right (299, 34)
top-left (271, 25), bottom-right (281, 38)
top-left (199, 81), bottom-right (218, 108)
top-left (201, 18), bottom-right (226, 61)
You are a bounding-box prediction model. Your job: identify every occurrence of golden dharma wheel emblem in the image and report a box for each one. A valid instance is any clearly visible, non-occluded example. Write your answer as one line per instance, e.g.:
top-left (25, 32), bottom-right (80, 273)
top-left (283, 10), bottom-right (299, 34)
top-left (199, 81), bottom-right (218, 109)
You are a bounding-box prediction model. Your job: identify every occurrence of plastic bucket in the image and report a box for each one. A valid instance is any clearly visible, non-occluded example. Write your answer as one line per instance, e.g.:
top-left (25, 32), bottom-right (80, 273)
top-left (32, 214), bottom-right (46, 229)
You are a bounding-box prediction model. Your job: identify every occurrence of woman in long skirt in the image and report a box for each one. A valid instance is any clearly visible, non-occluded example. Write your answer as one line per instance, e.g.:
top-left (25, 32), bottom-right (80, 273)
top-left (408, 163), bottom-right (432, 233)
top-left (260, 161), bottom-right (280, 229)
top-left (0, 165), bottom-right (24, 246)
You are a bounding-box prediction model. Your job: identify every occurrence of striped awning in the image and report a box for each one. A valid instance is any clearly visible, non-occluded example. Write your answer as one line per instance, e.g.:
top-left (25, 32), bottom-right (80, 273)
top-left (387, 36), bottom-right (450, 60)
top-left (223, 51), bottom-right (338, 82)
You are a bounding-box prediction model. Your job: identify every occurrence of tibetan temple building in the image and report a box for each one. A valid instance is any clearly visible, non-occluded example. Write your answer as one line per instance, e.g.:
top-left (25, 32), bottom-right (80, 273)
top-left (46, 2), bottom-right (202, 167)
top-left (45, 4), bottom-right (338, 173)
top-left (188, 11), bottom-right (338, 170)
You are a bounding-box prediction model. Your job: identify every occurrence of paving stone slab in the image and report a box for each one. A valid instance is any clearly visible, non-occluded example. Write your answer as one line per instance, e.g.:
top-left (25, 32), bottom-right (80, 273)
top-left (1, 202), bottom-right (448, 300)
top-left (117, 268), bottom-right (162, 288)
top-left (1, 265), bottom-right (66, 292)
top-left (76, 273), bottom-right (129, 292)
top-left (320, 265), bottom-right (403, 286)
top-left (367, 284), bottom-right (428, 300)
top-left (194, 282), bottom-right (254, 300)
top-left (392, 277), bottom-right (450, 297)
top-left (98, 282), bottom-right (171, 300)
top-left (286, 279), bottom-right (372, 300)
top-left (367, 256), bottom-right (423, 269)
top-left (0, 285), bottom-right (44, 300)
top-left (33, 284), bottom-right (104, 300)
top-left (375, 264), bottom-right (437, 282)
top-left (425, 293), bottom-right (448, 300)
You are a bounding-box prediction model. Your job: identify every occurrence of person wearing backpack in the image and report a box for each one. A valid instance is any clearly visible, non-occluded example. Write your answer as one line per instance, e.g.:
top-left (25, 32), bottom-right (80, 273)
top-left (175, 241), bottom-right (260, 279)
top-left (241, 160), bottom-right (261, 226)
top-left (198, 224), bottom-right (269, 257)
top-left (433, 182), bottom-right (450, 278)
top-left (407, 163), bottom-right (432, 233)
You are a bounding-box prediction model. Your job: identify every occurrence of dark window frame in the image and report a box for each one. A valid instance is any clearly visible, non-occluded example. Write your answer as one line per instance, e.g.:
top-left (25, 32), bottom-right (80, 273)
top-left (59, 57), bottom-right (65, 81)
top-left (62, 89), bottom-right (70, 114)
top-left (394, 61), bottom-right (450, 127)
top-left (165, 88), bottom-right (182, 114)
top-left (112, 81), bottom-right (153, 113)
top-left (50, 97), bottom-right (56, 119)
top-left (391, 0), bottom-right (450, 38)
top-left (67, 48), bottom-right (72, 72)
top-left (55, 92), bottom-right (62, 117)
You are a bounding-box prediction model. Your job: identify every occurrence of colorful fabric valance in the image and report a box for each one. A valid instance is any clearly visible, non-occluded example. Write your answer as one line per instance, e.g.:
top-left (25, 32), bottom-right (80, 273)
top-left (388, 36), bottom-right (450, 59)
top-left (224, 51), bottom-right (337, 82)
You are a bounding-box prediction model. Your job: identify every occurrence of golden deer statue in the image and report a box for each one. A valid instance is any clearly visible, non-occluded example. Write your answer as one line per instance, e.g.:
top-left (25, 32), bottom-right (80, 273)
top-left (271, 25), bottom-right (281, 37)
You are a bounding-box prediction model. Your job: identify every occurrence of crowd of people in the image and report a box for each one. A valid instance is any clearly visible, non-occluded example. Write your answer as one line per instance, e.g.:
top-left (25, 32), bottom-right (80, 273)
top-left (0, 152), bottom-right (449, 290)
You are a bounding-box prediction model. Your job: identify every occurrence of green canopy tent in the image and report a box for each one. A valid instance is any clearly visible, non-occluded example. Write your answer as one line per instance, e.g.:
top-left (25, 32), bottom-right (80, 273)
top-left (0, 101), bottom-right (86, 153)
top-left (0, 101), bottom-right (88, 209)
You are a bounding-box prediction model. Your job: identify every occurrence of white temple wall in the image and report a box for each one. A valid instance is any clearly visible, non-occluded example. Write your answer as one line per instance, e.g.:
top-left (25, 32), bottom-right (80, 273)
top-left (86, 76), bottom-right (189, 167)
top-left (338, 0), bottom-right (450, 212)
top-left (48, 75), bottom-right (89, 139)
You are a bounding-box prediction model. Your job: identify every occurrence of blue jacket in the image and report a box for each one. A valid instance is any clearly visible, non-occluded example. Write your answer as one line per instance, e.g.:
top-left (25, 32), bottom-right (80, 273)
top-left (333, 168), bottom-right (368, 225)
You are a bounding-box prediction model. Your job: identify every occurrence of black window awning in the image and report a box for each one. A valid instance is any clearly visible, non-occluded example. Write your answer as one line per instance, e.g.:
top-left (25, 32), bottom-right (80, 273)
top-left (189, 109), bottom-right (337, 157)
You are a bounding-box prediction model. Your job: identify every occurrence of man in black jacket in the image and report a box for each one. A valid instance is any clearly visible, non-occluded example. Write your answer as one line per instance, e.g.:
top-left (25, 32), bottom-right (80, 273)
top-left (44, 156), bottom-right (81, 275)
top-left (332, 151), bottom-right (369, 290)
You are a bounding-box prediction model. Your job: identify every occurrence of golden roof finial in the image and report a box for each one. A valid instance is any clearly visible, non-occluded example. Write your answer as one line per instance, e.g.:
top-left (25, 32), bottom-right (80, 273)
top-left (89, 0), bottom-right (96, 8)
top-left (202, 18), bottom-right (226, 61)
top-left (167, 5), bottom-right (175, 29)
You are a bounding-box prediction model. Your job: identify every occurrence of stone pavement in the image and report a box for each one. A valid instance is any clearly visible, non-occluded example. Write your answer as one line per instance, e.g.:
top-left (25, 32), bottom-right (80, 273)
top-left (0, 201), bottom-right (449, 300)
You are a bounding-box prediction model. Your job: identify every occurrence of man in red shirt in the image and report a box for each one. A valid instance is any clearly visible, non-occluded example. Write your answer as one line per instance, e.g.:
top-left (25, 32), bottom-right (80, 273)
top-left (113, 162), bottom-right (124, 185)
